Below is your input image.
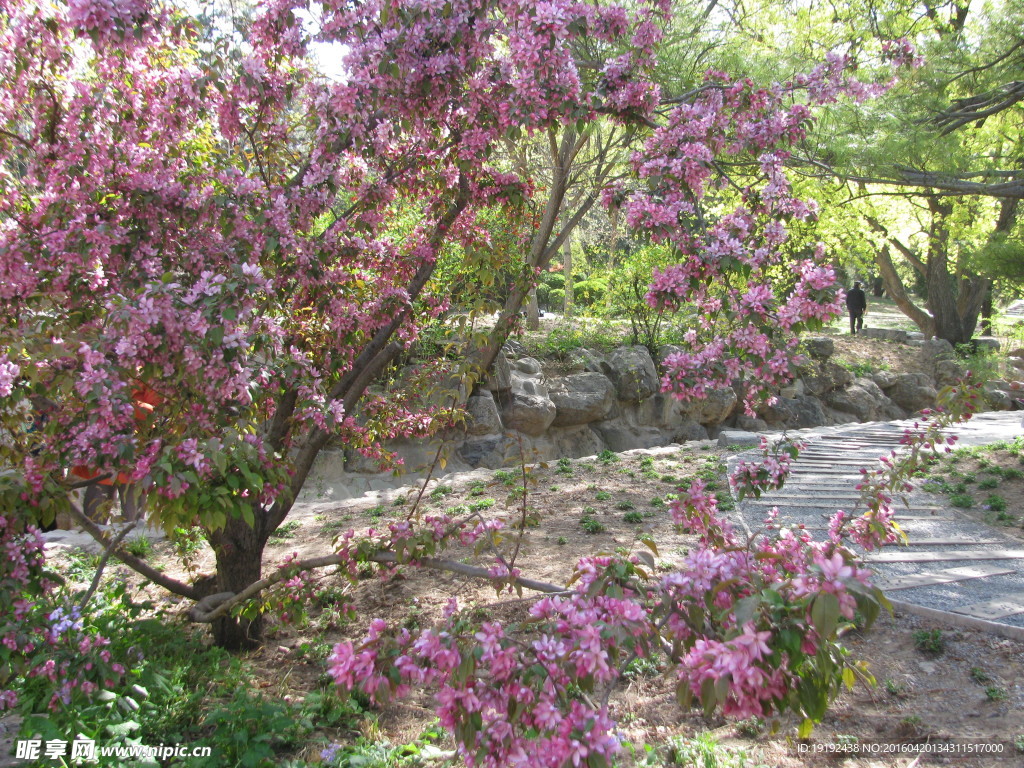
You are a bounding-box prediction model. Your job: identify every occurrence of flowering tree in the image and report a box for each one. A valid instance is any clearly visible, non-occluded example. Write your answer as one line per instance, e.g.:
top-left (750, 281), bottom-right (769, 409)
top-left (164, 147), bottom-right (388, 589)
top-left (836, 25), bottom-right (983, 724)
top-left (0, 0), bottom-right (933, 761)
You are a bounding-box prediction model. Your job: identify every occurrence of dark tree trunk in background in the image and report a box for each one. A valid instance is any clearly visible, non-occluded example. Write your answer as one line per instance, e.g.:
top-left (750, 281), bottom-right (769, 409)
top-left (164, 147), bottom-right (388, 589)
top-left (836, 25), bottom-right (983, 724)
top-left (872, 276), bottom-right (884, 297)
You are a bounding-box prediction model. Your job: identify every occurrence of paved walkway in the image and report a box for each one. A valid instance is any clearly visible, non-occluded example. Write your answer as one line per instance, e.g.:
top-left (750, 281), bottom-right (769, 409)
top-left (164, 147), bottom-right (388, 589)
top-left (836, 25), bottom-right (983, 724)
top-left (727, 411), bottom-right (1024, 637)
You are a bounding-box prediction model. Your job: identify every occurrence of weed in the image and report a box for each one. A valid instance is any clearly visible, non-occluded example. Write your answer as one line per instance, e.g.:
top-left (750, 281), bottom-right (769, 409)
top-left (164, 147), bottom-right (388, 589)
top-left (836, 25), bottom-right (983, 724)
top-left (969, 667), bottom-right (992, 684)
top-left (494, 470), bottom-right (517, 486)
top-left (125, 534), bottom-right (153, 559)
top-left (985, 686), bottom-right (1008, 702)
top-left (649, 496), bottom-right (665, 507)
top-left (597, 449), bottom-right (619, 464)
top-left (468, 483), bottom-right (486, 497)
top-left (595, 490), bottom-right (612, 501)
top-left (666, 732), bottom-right (756, 768)
top-left (468, 497), bottom-right (496, 512)
top-left (556, 536), bottom-right (567, 545)
top-left (1015, 734), bottom-right (1024, 753)
top-left (912, 629), bottom-right (945, 655)
top-left (984, 494), bottom-right (1007, 512)
top-left (429, 484), bottom-right (453, 500)
top-left (735, 718), bottom-right (765, 738)
top-left (616, 500), bottom-right (635, 510)
top-left (556, 457), bottom-right (574, 476)
top-left (639, 456), bottom-right (654, 469)
top-left (949, 493), bottom-right (974, 508)
top-left (268, 520), bottom-right (301, 544)
top-left (978, 477), bottom-right (999, 490)
top-left (623, 511), bottom-right (643, 523)
top-left (581, 514), bottom-right (606, 534)
top-left (884, 679), bottom-right (906, 696)
top-left (622, 655), bottom-right (660, 679)
top-left (900, 715), bottom-right (923, 729)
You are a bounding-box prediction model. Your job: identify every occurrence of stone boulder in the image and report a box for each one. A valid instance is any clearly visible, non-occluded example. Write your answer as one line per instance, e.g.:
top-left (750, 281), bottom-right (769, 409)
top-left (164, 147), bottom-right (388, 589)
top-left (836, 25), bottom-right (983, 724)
top-left (760, 395), bottom-right (828, 429)
top-left (458, 435), bottom-right (519, 469)
top-left (887, 373), bottom-right (938, 413)
top-left (592, 419), bottom-right (668, 452)
top-left (932, 358), bottom-right (965, 387)
top-left (607, 345), bottom-right (660, 402)
top-left (502, 392), bottom-right (557, 436)
top-left (567, 348), bottom-right (614, 376)
top-left (827, 377), bottom-right (887, 422)
top-left (549, 372), bottom-right (616, 426)
top-left (802, 361), bottom-right (853, 397)
top-left (681, 387), bottom-right (738, 426)
top-left (550, 425), bottom-right (607, 458)
top-left (861, 328), bottom-right (909, 342)
top-left (485, 354), bottom-right (512, 392)
top-left (871, 370), bottom-right (898, 390)
top-left (803, 337), bottom-right (834, 361)
top-left (973, 337), bottom-right (1001, 353)
top-left (465, 391), bottom-right (503, 436)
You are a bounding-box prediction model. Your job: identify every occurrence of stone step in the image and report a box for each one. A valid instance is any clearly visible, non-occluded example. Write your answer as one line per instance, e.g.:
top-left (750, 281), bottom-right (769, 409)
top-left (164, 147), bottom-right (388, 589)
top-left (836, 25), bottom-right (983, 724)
top-left (866, 548), bottom-right (1024, 564)
top-left (952, 592), bottom-right (1024, 620)
top-left (874, 564), bottom-right (1018, 592)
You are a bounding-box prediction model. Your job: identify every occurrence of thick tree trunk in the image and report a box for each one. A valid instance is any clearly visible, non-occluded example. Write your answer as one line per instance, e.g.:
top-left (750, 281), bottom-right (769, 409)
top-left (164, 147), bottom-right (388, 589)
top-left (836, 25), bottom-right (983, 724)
top-left (209, 515), bottom-right (267, 649)
top-left (875, 244), bottom-right (935, 336)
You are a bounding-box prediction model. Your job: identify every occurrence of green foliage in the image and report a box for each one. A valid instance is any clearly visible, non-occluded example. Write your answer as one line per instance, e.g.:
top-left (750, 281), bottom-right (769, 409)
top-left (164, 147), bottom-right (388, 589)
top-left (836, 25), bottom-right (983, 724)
top-left (985, 686), bottom-right (1008, 702)
top-left (198, 689), bottom-right (313, 767)
top-left (949, 493), bottom-right (974, 508)
top-left (125, 534), bottom-right (154, 559)
top-left (616, 500), bottom-right (635, 511)
top-left (468, 497), bottom-right (496, 512)
top-left (912, 629), bottom-right (945, 655)
top-left (595, 490), bottom-right (612, 501)
top-left (623, 511), bottom-right (643, 523)
top-left (983, 494), bottom-right (1007, 512)
top-left (884, 678), bottom-right (906, 696)
top-left (597, 449), bottom-right (619, 465)
top-left (580, 513), bottom-right (605, 534)
top-left (539, 271), bottom-right (566, 291)
top-left (429, 485), bottom-right (454, 500)
top-left (969, 667), bottom-right (992, 684)
top-left (665, 732), bottom-right (757, 768)
top-left (573, 277), bottom-right (609, 308)
top-left (556, 457), bottom-right (574, 476)
top-left (268, 520), bottom-right (302, 543)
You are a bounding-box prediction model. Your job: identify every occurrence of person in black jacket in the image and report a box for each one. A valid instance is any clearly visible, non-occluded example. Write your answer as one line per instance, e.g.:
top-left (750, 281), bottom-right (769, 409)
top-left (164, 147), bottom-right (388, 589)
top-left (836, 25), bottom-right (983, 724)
top-left (846, 281), bottom-right (867, 334)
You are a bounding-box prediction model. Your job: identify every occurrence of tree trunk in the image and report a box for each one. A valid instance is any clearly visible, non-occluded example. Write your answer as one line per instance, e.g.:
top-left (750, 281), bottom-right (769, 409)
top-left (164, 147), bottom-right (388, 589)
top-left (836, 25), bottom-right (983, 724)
top-left (563, 238), bottom-right (573, 318)
top-left (208, 515), bottom-right (267, 649)
top-left (526, 286), bottom-right (540, 330)
top-left (875, 244), bottom-right (935, 336)
top-left (925, 197), bottom-right (973, 346)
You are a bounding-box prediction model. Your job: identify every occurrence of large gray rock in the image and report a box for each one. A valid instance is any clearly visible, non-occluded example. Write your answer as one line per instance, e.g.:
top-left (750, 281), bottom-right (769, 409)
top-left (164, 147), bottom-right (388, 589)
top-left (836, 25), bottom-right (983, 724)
top-left (466, 391), bottom-right (503, 436)
top-left (567, 348), bottom-right (613, 376)
top-left (632, 393), bottom-right (683, 429)
top-left (760, 395), bottom-right (828, 429)
top-left (592, 420), bottom-right (669, 452)
top-left (485, 355), bottom-right (512, 392)
top-left (920, 338), bottom-right (955, 360)
top-left (607, 345), bottom-right (660, 402)
top-left (803, 337), bottom-right (834, 360)
top-left (682, 387), bottom-right (738, 426)
top-left (860, 328), bottom-right (909, 342)
top-left (549, 373), bottom-right (616, 426)
top-left (932, 358), bottom-right (965, 387)
top-left (973, 337), bottom-right (1001, 353)
top-left (674, 418), bottom-right (709, 442)
top-left (502, 392), bottom-right (557, 436)
top-left (512, 357), bottom-right (543, 375)
top-left (887, 373), bottom-right (938, 413)
top-left (458, 435), bottom-right (519, 469)
top-left (827, 377), bottom-right (887, 422)
top-left (802, 362), bottom-right (853, 397)
top-left (550, 425), bottom-right (607, 458)
top-left (718, 430), bottom-right (764, 448)
top-left (871, 370), bottom-right (898, 390)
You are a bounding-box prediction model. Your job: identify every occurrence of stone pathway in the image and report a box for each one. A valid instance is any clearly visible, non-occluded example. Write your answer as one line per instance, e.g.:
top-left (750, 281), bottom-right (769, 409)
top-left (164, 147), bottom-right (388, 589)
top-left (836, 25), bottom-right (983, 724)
top-left (728, 411), bottom-right (1024, 637)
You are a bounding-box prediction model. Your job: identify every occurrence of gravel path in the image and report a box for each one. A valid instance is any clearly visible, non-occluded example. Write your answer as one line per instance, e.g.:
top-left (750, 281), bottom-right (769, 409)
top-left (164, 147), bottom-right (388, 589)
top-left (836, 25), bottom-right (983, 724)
top-left (728, 411), bottom-right (1024, 635)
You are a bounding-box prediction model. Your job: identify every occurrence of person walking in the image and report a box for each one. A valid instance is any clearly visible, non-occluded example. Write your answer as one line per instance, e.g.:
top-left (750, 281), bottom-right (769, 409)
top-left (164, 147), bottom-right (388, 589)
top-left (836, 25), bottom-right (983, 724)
top-left (846, 281), bottom-right (867, 335)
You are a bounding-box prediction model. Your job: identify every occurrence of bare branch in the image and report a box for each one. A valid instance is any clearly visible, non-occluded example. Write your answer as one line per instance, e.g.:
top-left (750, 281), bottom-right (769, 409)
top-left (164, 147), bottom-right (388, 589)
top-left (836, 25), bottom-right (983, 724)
top-left (188, 550), bottom-right (568, 623)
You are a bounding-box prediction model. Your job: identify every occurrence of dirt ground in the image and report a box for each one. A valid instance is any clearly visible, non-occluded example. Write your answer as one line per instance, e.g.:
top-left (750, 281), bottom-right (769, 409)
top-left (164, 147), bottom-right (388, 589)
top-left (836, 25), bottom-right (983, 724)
top-left (47, 333), bottom-right (1024, 767)
top-left (100, 427), bottom-right (1024, 768)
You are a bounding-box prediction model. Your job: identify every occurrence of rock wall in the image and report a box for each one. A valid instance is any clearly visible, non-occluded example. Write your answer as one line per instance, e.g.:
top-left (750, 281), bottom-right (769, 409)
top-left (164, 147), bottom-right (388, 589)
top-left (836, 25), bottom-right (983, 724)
top-left (302, 335), bottom-right (1022, 500)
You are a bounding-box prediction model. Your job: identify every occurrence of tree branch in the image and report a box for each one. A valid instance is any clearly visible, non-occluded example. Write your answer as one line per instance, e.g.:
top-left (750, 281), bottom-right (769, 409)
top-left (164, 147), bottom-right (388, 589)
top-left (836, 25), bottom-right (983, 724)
top-left (188, 550), bottom-right (567, 623)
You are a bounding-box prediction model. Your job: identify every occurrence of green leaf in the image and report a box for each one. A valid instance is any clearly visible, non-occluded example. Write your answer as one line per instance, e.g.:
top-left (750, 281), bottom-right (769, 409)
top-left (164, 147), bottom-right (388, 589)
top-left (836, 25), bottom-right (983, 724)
top-left (797, 718), bottom-right (814, 739)
top-left (811, 592), bottom-right (840, 638)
